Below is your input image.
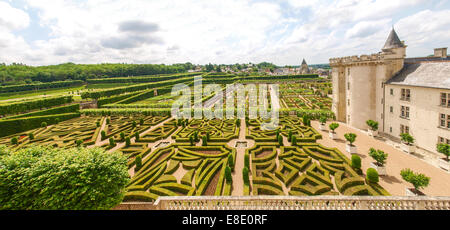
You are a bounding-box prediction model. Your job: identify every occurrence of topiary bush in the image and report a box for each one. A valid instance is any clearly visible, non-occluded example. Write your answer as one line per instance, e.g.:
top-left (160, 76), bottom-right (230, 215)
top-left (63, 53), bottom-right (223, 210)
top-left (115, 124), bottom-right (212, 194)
top-left (28, 133), bottom-right (34, 140)
top-left (319, 116), bottom-right (327, 125)
top-left (135, 155), bottom-right (142, 172)
top-left (101, 131), bottom-right (106, 140)
top-left (228, 154), bottom-right (234, 169)
top-left (41, 122), bottom-right (47, 128)
top-left (109, 137), bottom-right (116, 147)
top-left (189, 136), bottom-right (194, 146)
top-left (351, 154), bottom-right (361, 170)
top-left (366, 120), bottom-right (379, 131)
top-left (120, 132), bottom-right (125, 140)
top-left (278, 135), bottom-right (283, 146)
top-left (202, 136), bottom-right (208, 146)
top-left (125, 137), bottom-right (131, 147)
top-left (366, 168), bottom-right (379, 183)
top-left (225, 166), bottom-right (232, 184)
top-left (0, 145), bottom-right (129, 210)
top-left (244, 154), bottom-right (250, 169)
top-left (10, 137), bottom-right (18, 145)
top-left (75, 139), bottom-right (83, 147)
top-left (292, 136), bottom-right (297, 146)
top-left (96, 121), bottom-right (100, 127)
top-left (243, 167), bottom-right (249, 185)
top-left (140, 118), bottom-right (144, 126)
top-left (134, 132), bottom-right (140, 142)
top-left (106, 118), bottom-right (110, 125)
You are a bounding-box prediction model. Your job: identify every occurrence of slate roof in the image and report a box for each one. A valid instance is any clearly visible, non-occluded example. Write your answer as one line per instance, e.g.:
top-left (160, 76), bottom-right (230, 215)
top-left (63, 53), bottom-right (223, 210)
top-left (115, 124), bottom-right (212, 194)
top-left (383, 28), bottom-right (405, 50)
top-left (386, 62), bottom-right (450, 89)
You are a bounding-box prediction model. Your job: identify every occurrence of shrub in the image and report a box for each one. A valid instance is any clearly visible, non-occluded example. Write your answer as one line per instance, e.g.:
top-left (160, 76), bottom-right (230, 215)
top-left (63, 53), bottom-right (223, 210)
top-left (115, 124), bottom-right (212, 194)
top-left (244, 154), bottom-right (250, 169)
top-left (189, 136), bottom-right (194, 146)
top-left (194, 131), bottom-right (199, 142)
top-left (292, 136), bottom-right (297, 146)
top-left (437, 143), bottom-right (450, 161)
top-left (225, 166), bottom-right (232, 184)
top-left (243, 167), bottom-right (250, 185)
top-left (106, 118), bottom-right (111, 125)
top-left (11, 137), bottom-right (18, 145)
top-left (55, 118), bottom-right (60, 124)
top-left (75, 140), bottom-right (83, 147)
top-left (134, 132), bottom-right (140, 142)
top-left (140, 118), bottom-right (144, 126)
top-left (351, 154), bottom-right (361, 169)
top-left (0, 146), bottom-right (129, 210)
top-left (319, 116), bottom-right (327, 125)
top-left (278, 135), bottom-right (283, 146)
top-left (28, 133), bottom-right (34, 140)
top-left (344, 133), bottom-right (357, 146)
top-left (101, 131), bottom-right (106, 140)
top-left (400, 133), bottom-right (414, 145)
top-left (125, 137), bottom-right (131, 147)
top-left (96, 121), bottom-right (100, 127)
top-left (206, 131), bottom-right (211, 141)
top-left (235, 119), bottom-right (241, 127)
top-left (302, 114), bottom-right (311, 126)
top-left (288, 130), bottom-right (293, 142)
top-left (369, 148), bottom-right (388, 166)
top-left (120, 132), bottom-right (125, 140)
top-left (135, 155), bottom-right (142, 172)
top-left (366, 120), bottom-right (379, 131)
top-left (41, 122), bottom-right (48, 128)
top-left (366, 168), bottom-right (379, 183)
top-left (329, 123), bottom-right (339, 133)
top-left (109, 138), bottom-right (116, 147)
top-left (202, 136), bottom-right (208, 146)
top-left (132, 121), bottom-right (137, 128)
top-left (228, 154), bottom-right (234, 168)
top-left (400, 169), bottom-right (430, 192)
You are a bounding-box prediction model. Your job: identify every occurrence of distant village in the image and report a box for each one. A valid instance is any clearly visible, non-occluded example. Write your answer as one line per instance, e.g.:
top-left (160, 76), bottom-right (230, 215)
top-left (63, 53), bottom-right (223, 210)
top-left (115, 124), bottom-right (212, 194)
top-left (187, 59), bottom-right (331, 78)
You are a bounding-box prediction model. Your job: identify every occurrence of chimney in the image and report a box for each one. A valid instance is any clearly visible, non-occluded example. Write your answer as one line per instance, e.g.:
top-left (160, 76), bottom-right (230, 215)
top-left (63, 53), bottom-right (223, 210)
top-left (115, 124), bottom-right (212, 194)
top-left (434, 48), bottom-right (448, 58)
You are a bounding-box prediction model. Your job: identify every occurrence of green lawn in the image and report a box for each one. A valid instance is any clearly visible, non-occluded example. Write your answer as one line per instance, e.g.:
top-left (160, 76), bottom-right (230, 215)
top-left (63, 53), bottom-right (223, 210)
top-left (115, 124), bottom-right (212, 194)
top-left (0, 86), bottom-right (86, 102)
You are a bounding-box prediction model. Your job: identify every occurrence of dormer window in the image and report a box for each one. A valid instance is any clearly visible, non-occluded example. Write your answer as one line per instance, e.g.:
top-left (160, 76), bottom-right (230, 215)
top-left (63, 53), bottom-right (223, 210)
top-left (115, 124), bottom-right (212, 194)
top-left (401, 89), bottom-right (410, 101)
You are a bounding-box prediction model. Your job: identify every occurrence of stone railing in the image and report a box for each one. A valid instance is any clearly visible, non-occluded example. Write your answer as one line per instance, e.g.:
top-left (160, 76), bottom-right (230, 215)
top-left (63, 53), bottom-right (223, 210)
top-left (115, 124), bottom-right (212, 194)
top-left (114, 196), bottom-right (450, 210)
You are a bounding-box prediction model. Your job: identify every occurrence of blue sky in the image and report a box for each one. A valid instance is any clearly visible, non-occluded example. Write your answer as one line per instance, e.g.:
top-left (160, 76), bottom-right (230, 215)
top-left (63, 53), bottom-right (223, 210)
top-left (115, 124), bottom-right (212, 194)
top-left (0, 0), bottom-right (449, 66)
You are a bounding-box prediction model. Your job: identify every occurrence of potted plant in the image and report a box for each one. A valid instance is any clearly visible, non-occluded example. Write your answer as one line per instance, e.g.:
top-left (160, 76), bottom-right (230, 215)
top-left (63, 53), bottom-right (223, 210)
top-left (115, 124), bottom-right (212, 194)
top-left (368, 148), bottom-right (388, 176)
top-left (319, 116), bottom-right (327, 131)
top-left (366, 120), bottom-right (379, 137)
top-left (400, 133), bottom-right (415, 154)
top-left (437, 143), bottom-right (450, 171)
top-left (344, 133), bottom-right (357, 154)
top-left (329, 123), bottom-right (339, 140)
top-left (400, 169), bottom-right (430, 196)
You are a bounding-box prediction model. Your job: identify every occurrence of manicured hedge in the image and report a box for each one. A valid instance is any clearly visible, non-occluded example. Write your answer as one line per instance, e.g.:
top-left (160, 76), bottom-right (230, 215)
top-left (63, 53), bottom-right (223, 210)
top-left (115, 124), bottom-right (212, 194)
top-left (0, 80), bottom-right (84, 93)
top-left (3, 104), bottom-right (80, 120)
top-left (86, 72), bottom-right (203, 84)
top-left (81, 77), bottom-right (195, 99)
top-left (0, 96), bottom-right (73, 116)
top-left (0, 112), bottom-right (81, 138)
top-left (97, 92), bottom-right (141, 107)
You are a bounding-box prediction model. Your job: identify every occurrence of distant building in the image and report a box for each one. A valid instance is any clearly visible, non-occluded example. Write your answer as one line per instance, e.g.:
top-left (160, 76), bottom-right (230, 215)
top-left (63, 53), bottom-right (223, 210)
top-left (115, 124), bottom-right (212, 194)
top-left (330, 28), bottom-right (450, 154)
top-left (300, 59), bottom-right (311, 74)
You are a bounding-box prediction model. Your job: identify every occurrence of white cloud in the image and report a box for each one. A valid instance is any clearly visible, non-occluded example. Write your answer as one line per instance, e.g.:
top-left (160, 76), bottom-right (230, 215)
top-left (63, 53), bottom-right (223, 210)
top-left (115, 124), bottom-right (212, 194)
top-left (0, 1), bottom-right (30, 30)
top-left (1, 0), bottom-right (449, 66)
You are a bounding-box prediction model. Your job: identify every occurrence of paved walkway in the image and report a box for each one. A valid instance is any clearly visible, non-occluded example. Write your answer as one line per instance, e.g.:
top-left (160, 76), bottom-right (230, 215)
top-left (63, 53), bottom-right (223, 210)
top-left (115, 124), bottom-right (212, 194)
top-left (312, 121), bottom-right (450, 196)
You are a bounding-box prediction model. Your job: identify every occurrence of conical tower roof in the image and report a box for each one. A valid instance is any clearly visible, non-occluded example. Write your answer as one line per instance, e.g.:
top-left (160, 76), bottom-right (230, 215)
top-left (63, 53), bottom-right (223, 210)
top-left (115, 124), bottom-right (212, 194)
top-left (301, 59), bottom-right (307, 65)
top-left (383, 28), bottom-right (404, 50)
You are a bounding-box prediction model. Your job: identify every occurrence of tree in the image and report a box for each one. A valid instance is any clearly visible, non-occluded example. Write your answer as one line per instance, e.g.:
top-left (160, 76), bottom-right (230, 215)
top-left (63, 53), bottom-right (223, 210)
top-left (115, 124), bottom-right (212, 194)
top-left (369, 148), bottom-right (388, 166)
top-left (227, 154), bottom-right (234, 169)
top-left (189, 136), bottom-right (194, 146)
top-left (109, 138), bottom-right (116, 147)
top-left (101, 131), bottom-right (106, 140)
top-left (400, 169), bottom-right (430, 193)
top-left (329, 123), bottom-right (339, 133)
top-left (351, 155), bottom-right (361, 170)
top-left (134, 132), bottom-right (140, 142)
top-left (120, 132), bottom-right (125, 140)
top-left (292, 136), bottom-right (297, 146)
top-left (278, 135), bottom-right (283, 146)
top-left (10, 137), bottom-right (18, 145)
top-left (244, 154), bottom-right (250, 169)
top-left (437, 143), bottom-right (450, 161)
top-left (135, 155), bottom-right (142, 172)
top-left (0, 146), bottom-right (129, 210)
top-left (366, 120), bottom-right (379, 131)
top-left (344, 133), bottom-right (357, 146)
top-left (243, 167), bottom-right (249, 185)
top-left (202, 136), bottom-right (208, 146)
top-left (28, 133), bottom-right (34, 140)
top-left (400, 133), bottom-right (414, 145)
top-left (319, 116), bottom-right (327, 125)
top-left (125, 137), bottom-right (131, 147)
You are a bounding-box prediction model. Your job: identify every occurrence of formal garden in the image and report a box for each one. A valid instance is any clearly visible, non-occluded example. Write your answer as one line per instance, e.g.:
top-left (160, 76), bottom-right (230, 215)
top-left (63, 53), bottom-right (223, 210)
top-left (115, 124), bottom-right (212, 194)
top-left (0, 72), bottom-right (443, 210)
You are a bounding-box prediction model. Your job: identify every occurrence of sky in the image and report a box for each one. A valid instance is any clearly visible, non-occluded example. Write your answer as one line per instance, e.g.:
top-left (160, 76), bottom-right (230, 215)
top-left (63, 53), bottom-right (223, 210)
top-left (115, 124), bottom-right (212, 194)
top-left (0, 0), bottom-right (449, 66)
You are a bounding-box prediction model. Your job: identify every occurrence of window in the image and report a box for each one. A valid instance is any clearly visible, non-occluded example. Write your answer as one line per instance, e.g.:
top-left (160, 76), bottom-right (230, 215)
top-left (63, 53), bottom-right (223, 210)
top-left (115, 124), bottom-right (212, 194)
top-left (390, 127), bottom-right (392, 133)
top-left (390, 89), bottom-right (394, 95)
top-left (348, 68), bottom-right (350, 75)
top-left (347, 82), bottom-right (350, 90)
top-left (439, 114), bottom-right (450, 129)
top-left (390, 106), bottom-right (393, 113)
top-left (441, 93), bottom-right (450, 107)
top-left (348, 99), bottom-right (350, 106)
top-left (401, 106), bottom-right (410, 119)
top-left (438, 137), bottom-right (450, 145)
top-left (400, 125), bottom-right (410, 134)
top-left (401, 89), bottom-right (411, 101)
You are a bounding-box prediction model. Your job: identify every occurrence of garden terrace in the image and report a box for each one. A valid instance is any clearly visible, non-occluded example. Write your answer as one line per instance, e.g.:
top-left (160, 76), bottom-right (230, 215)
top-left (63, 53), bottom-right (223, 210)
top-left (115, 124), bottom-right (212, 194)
top-left (173, 119), bottom-right (239, 143)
